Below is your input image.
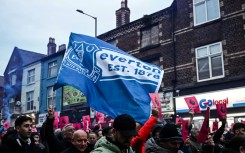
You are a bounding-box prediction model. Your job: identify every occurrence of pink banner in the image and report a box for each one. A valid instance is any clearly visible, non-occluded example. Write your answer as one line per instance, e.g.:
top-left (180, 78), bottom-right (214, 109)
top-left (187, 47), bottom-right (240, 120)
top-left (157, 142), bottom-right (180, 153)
top-left (212, 121), bottom-right (218, 132)
top-left (73, 123), bottom-right (81, 130)
top-left (59, 116), bottom-right (69, 129)
top-left (216, 103), bottom-right (227, 121)
top-left (149, 93), bottom-right (162, 118)
top-left (96, 112), bottom-right (105, 123)
top-left (184, 96), bottom-right (201, 113)
top-left (197, 107), bottom-right (210, 143)
top-left (182, 120), bottom-right (189, 141)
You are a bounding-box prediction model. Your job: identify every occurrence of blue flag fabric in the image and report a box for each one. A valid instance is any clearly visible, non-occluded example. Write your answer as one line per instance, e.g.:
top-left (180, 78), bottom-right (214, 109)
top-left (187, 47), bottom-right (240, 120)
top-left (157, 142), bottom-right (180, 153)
top-left (55, 33), bottom-right (164, 124)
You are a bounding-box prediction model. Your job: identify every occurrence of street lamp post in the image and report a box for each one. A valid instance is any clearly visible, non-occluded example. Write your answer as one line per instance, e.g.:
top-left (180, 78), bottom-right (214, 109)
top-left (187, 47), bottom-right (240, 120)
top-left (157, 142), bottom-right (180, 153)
top-left (76, 9), bottom-right (97, 37)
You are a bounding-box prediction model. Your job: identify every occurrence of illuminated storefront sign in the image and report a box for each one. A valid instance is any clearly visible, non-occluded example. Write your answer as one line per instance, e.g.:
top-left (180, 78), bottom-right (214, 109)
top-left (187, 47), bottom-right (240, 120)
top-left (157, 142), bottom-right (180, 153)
top-left (63, 86), bottom-right (87, 106)
top-left (176, 87), bottom-right (245, 112)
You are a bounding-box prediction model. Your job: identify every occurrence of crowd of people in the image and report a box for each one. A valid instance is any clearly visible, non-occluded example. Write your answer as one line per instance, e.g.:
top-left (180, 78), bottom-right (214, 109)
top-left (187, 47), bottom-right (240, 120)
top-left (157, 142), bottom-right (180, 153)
top-left (0, 106), bottom-right (244, 153)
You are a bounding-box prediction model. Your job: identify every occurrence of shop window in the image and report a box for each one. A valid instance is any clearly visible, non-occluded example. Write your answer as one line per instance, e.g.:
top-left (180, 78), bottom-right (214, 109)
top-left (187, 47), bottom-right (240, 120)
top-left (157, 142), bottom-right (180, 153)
top-left (47, 86), bottom-right (56, 107)
top-left (48, 61), bottom-right (57, 78)
top-left (196, 42), bottom-right (224, 82)
top-left (26, 91), bottom-right (34, 111)
top-left (27, 69), bottom-right (35, 84)
top-left (141, 25), bottom-right (159, 48)
top-left (193, 0), bottom-right (220, 26)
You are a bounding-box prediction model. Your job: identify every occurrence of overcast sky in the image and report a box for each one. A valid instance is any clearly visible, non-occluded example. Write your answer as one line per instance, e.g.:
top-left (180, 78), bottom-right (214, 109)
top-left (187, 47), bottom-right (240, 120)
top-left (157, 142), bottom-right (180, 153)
top-left (0, 0), bottom-right (173, 76)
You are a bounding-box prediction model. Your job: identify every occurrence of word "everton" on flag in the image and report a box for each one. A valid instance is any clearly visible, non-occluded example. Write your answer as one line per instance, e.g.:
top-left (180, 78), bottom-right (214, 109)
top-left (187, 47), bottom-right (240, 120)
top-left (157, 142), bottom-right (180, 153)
top-left (55, 33), bottom-right (164, 124)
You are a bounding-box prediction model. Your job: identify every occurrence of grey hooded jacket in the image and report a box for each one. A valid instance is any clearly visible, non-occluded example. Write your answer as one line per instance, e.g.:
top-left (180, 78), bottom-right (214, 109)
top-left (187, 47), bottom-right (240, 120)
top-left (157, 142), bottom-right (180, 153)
top-left (91, 136), bottom-right (135, 153)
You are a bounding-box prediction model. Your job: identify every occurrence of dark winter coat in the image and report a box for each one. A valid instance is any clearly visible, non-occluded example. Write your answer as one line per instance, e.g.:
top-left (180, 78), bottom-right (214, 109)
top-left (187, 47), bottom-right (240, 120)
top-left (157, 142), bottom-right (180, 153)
top-left (61, 145), bottom-right (91, 153)
top-left (182, 135), bottom-right (214, 153)
top-left (42, 118), bottom-right (72, 153)
top-left (0, 131), bottom-right (45, 153)
top-left (145, 137), bottom-right (184, 153)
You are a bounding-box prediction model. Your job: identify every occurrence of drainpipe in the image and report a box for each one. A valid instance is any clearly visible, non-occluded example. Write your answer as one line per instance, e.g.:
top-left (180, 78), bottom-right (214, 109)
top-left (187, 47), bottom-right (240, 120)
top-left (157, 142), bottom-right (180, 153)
top-left (172, 0), bottom-right (177, 121)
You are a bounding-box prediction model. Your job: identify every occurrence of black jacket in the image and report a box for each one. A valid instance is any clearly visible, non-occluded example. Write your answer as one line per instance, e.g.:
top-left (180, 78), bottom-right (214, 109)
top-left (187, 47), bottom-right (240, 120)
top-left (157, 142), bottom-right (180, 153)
top-left (0, 130), bottom-right (44, 153)
top-left (41, 118), bottom-right (72, 153)
top-left (61, 145), bottom-right (92, 153)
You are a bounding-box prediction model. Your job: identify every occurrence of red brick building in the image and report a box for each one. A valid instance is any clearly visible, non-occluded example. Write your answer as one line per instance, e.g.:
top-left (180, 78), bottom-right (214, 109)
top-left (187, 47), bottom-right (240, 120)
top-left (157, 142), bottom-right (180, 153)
top-left (98, 0), bottom-right (245, 123)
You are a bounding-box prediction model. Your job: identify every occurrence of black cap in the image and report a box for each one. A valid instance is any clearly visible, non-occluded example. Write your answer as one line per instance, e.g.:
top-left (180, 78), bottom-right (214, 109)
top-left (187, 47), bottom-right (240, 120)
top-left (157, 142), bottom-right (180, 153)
top-left (113, 114), bottom-right (137, 137)
top-left (159, 123), bottom-right (182, 142)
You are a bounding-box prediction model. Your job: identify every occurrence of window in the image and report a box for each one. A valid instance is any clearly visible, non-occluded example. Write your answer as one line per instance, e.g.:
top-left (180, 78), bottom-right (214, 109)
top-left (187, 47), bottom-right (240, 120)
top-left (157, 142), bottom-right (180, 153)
top-left (47, 86), bottom-right (56, 107)
top-left (26, 91), bottom-right (34, 111)
top-left (27, 69), bottom-right (35, 84)
top-left (48, 61), bottom-right (57, 78)
top-left (196, 42), bottom-right (224, 81)
top-left (9, 71), bottom-right (17, 86)
top-left (141, 25), bottom-right (159, 48)
top-left (193, 0), bottom-right (220, 25)
top-left (149, 59), bottom-right (160, 67)
top-left (9, 98), bottom-right (15, 113)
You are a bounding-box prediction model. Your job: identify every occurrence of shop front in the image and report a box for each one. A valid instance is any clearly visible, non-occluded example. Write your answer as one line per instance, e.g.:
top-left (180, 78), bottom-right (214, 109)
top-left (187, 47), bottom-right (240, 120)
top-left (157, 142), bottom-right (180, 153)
top-left (175, 87), bottom-right (245, 130)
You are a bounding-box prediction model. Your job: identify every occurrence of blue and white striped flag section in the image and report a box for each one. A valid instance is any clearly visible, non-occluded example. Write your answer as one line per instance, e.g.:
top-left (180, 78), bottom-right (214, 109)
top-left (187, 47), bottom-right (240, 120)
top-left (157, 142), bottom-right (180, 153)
top-left (55, 33), bottom-right (164, 124)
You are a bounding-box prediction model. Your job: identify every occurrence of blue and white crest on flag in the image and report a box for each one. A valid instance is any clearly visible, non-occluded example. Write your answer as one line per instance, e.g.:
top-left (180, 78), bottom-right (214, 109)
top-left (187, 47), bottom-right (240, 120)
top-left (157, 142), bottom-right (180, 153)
top-left (56, 33), bottom-right (164, 124)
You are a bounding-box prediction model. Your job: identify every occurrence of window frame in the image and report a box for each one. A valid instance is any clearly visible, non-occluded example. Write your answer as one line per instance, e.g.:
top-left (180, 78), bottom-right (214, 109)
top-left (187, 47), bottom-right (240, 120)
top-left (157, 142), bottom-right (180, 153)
top-left (9, 71), bottom-right (17, 86)
top-left (27, 69), bottom-right (35, 84)
top-left (195, 42), bottom-right (225, 82)
top-left (26, 91), bottom-right (34, 111)
top-left (48, 61), bottom-right (57, 78)
top-left (141, 25), bottom-right (159, 48)
top-left (47, 86), bottom-right (56, 107)
top-left (193, 0), bottom-right (220, 26)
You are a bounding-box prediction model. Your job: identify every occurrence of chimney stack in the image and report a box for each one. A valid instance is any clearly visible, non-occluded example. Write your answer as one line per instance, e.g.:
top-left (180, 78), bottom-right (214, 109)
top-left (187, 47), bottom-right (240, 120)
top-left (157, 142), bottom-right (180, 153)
top-left (116, 0), bottom-right (130, 28)
top-left (58, 44), bottom-right (66, 52)
top-left (47, 37), bottom-right (56, 55)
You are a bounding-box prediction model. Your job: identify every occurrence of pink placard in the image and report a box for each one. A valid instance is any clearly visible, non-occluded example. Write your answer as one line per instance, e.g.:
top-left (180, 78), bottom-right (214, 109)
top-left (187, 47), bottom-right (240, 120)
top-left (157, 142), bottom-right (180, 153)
top-left (73, 123), bottom-right (81, 130)
top-left (197, 107), bottom-right (210, 143)
top-left (212, 121), bottom-right (218, 132)
top-left (182, 120), bottom-right (189, 141)
top-left (216, 103), bottom-right (227, 121)
top-left (176, 117), bottom-right (183, 124)
top-left (149, 93), bottom-right (162, 118)
top-left (53, 112), bottom-right (59, 129)
top-left (82, 115), bottom-right (91, 131)
top-left (184, 96), bottom-right (201, 113)
top-left (59, 116), bottom-right (69, 130)
top-left (96, 112), bottom-right (105, 123)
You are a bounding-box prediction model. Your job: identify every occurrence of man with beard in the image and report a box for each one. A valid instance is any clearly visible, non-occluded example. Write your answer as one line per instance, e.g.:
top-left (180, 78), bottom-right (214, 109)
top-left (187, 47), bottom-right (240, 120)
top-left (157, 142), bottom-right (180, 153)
top-left (145, 123), bottom-right (183, 153)
top-left (91, 114), bottom-right (137, 153)
top-left (0, 116), bottom-right (44, 153)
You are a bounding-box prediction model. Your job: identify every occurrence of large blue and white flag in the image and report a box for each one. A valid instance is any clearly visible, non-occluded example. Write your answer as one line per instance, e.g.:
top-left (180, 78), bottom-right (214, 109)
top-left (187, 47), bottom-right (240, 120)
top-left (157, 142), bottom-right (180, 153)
top-left (55, 33), bottom-right (164, 124)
